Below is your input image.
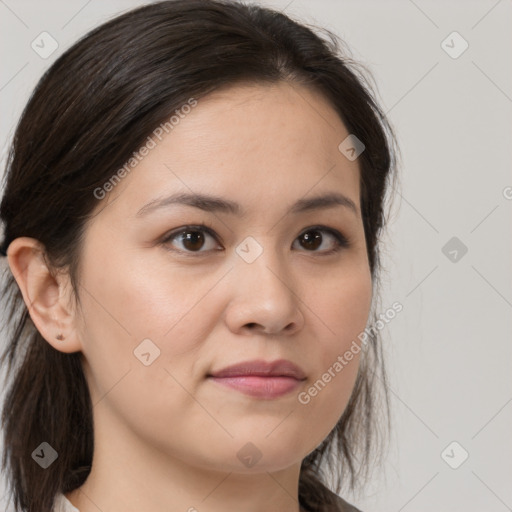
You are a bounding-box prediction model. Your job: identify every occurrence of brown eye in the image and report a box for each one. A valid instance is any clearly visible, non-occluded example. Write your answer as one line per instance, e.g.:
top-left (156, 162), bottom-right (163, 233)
top-left (299, 230), bottom-right (323, 250)
top-left (180, 230), bottom-right (206, 251)
top-left (294, 227), bottom-right (349, 254)
top-left (162, 225), bottom-right (220, 254)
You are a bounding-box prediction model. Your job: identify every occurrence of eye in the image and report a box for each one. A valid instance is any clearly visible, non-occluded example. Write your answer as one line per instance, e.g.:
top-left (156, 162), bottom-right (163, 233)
top-left (161, 224), bottom-right (221, 254)
top-left (161, 224), bottom-right (350, 256)
top-left (293, 226), bottom-right (350, 255)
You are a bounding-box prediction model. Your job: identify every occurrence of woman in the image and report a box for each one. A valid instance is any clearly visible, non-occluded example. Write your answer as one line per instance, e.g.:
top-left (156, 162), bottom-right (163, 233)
top-left (0, 1), bottom-right (399, 511)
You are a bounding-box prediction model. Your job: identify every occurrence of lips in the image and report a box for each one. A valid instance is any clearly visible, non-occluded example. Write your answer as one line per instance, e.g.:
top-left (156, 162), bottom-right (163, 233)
top-left (208, 359), bottom-right (306, 380)
top-left (207, 359), bottom-right (306, 399)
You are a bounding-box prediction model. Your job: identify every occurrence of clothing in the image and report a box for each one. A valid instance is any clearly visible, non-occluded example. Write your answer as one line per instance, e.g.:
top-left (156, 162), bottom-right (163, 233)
top-left (331, 494), bottom-right (363, 512)
top-left (316, 482), bottom-right (363, 512)
top-left (53, 493), bottom-right (80, 512)
top-left (52, 490), bottom-right (362, 512)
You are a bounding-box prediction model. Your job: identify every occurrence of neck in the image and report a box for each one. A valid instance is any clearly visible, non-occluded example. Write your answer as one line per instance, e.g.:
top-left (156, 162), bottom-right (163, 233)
top-left (65, 407), bottom-right (305, 512)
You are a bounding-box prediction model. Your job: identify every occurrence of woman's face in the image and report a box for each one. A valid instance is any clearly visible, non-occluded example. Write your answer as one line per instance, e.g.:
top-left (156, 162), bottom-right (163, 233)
top-left (72, 81), bottom-right (372, 473)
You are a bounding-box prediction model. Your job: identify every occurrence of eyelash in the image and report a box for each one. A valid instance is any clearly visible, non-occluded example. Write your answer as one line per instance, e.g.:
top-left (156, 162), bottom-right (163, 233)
top-left (160, 222), bottom-right (350, 257)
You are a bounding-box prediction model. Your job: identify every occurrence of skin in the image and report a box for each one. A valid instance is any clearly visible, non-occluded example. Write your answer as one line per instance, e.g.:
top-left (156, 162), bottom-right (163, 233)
top-left (8, 81), bottom-right (372, 512)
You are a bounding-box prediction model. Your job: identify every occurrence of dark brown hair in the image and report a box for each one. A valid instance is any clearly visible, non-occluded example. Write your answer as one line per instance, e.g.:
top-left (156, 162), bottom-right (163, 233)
top-left (0, 1), bottom-right (399, 511)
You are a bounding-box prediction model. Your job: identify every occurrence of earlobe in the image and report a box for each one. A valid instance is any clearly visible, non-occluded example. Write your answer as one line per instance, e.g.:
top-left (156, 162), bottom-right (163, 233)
top-left (6, 237), bottom-right (82, 354)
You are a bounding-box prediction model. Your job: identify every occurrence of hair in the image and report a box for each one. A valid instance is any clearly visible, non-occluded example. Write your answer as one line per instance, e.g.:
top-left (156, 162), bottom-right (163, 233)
top-left (0, 1), bottom-right (400, 511)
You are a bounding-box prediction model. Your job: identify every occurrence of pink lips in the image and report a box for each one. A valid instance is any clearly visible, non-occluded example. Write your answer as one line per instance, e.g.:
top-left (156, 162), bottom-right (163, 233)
top-left (208, 359), bottom-right (306, 399)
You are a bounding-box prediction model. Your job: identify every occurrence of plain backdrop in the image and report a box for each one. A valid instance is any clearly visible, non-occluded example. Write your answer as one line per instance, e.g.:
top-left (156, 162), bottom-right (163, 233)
top-left (0, 1), bottom-right (511, 511)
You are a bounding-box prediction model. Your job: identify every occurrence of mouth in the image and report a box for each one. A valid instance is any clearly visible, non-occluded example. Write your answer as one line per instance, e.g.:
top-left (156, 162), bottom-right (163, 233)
top-left (207, 359), bottom-right (307, 399)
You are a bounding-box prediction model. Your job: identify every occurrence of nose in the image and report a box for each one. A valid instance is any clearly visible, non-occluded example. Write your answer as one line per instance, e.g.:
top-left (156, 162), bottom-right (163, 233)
top-left (224, 247), bottom-right (305, 336)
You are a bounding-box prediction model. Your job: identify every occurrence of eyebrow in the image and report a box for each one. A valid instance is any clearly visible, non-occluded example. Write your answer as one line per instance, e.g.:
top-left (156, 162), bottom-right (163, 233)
top-left (135, 191), bottom-right (358, 218)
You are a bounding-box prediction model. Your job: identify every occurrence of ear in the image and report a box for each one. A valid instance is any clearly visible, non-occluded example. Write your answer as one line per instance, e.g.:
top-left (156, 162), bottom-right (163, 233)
top-left (6, 237), bottom-right (82, 353)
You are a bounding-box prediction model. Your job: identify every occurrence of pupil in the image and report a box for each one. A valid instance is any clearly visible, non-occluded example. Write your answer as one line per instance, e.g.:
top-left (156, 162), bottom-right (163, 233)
top-left (302, 231), bottom-right (321, 250)
top-left (183, 231), bottom-right (204, 251)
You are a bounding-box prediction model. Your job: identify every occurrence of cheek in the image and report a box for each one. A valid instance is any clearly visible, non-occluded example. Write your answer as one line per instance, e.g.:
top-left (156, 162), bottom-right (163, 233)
top-left (75, 253), bottom-right (215, 448)
top-left (294, 266), bottom-right (372, 445)
top-left (75, 246), bottom-right (222, 399)
top-left (79, 243), bottom-right (212, 343)
top-left (314, 263), bottom-right (373, 358)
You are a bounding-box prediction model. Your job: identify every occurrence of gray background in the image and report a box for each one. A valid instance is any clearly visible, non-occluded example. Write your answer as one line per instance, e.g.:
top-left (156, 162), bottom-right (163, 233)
top-left (1, 1), bottom-right (511, 511)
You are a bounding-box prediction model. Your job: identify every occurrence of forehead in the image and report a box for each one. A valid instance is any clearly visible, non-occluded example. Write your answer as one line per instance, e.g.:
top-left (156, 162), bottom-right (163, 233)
top-left (96, 81), bottom-right (360, 219)
top-left (171, 81), bottom-right (351, 164)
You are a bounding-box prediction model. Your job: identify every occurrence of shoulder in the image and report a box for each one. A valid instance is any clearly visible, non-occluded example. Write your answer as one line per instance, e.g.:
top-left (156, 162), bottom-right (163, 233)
top-left (52, 493), bottom-right (80, 512)
top-left (54, 486), bottom-right (361, 512)
top-left (331, 494), bottom-right (363, 512)
top-left (317, 480), bottom-right (363, 512)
